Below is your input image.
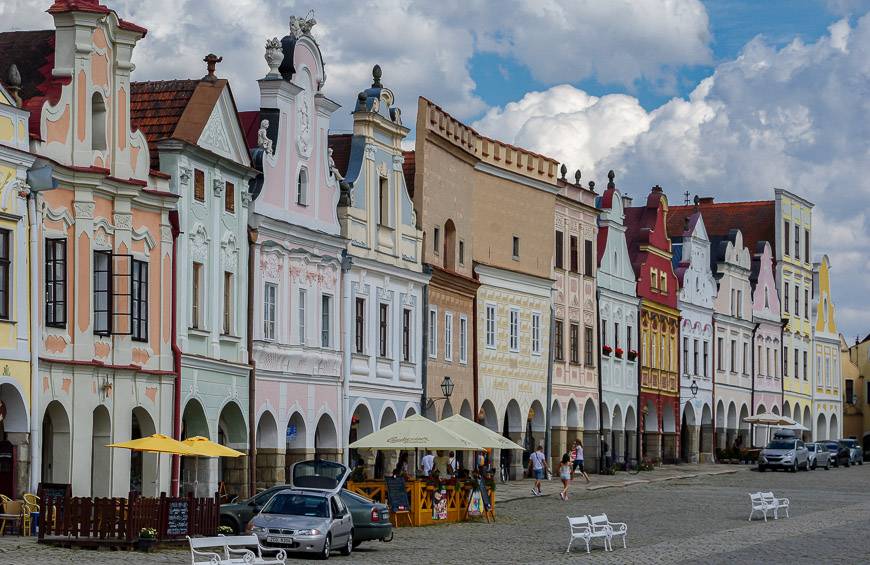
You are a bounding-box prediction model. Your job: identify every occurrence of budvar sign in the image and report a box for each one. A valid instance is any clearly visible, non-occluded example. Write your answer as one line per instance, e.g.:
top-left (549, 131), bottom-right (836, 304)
top-left (386, 435), bottom-right (429, 444)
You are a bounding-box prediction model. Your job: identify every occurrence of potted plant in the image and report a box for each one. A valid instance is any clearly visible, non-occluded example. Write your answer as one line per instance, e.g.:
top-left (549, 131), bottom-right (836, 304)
top-left (627, 349), bottom-right (638, 361)
top-left (602, 345), bottom-right (613, 356)
top-left (137, 527), bottom-right (157, 552)
top-left (614, 347), bottom-right (624, 358)
top-left (218, 525), bottom-right (234, 536)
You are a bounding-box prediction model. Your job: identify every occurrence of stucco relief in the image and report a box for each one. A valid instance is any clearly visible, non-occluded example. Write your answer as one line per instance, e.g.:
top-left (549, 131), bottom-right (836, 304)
top-left (74, 201), bottom-right (95, 219)
top-left (296, 95), bottom-right (313, 157)
top-left (200, 108), bottom-right (232, 156)
top-left (113, 213), bottom-right (132, 230)
top-left (190, 223), bottom-right (209, 263)
top-left (261, 252), bottom-right (281, 281)
top-left (221, 232), bottom-right (238, 271)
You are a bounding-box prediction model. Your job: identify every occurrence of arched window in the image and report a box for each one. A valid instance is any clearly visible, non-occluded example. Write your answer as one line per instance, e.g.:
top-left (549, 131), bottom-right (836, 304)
top-left (296, 167), bottom-right (308, 205)
top-left (91, 92), bottom-right (107, 151)
top-left (444, 219), bottom-right (457, 270)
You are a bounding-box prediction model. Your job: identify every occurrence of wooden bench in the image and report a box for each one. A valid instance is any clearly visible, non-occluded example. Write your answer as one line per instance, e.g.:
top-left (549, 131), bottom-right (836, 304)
top-left (187, 535), bottom-right (286, 564)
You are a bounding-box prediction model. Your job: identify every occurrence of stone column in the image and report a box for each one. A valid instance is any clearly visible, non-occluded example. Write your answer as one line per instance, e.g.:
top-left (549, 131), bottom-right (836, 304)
top-left (612, 430), bottom-right (625, 465)
top-left (643, 431), bottom-right (662, 461)
top-left (661, 432), bottom-right (678, 463)
top-left (285, 448), bottom-right (316, 479)
top-left (6, 432), bottom-right (30, 499)
top-left (685, 426), bottom-right (700, 464)
top-left (726, 429), bottom-right (737, 451)
top-left (601, 428), bottom-right (612, 470)
top-left (255, 448), bottom-right (285, 490)
top-left (625, 431), bottom-right (637, 467)
top-left (582, 431), bottom-right (600, 473)
top-left (700, 425), bottom-right (715, 463)
top-left (566, 427), bottom-right (580, 451)
top-left (222, 449), bottom-right (249, 499)
top-left (507, 431), bottom-right (526, 480)
top-left (550, 426), bottom-right (567, 470)
top-left (314, 448), bottom-right (343, 463)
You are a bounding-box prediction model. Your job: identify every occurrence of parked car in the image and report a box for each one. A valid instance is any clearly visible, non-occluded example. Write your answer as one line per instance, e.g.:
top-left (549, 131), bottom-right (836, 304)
top-left (246, 459), bottom-right (354, 559)
top-left (221, 484), bottom-right (288, 534)
top-left (806, 442), bottom-right (831, 470)
top-left (823, 441), bottom-right (851, 467)
top-left (758, 438), bottom-right (809, 472)
top-left (340, 489), bottom-right (393, 547)
top-left (840, 438), bottom-right (863, 466)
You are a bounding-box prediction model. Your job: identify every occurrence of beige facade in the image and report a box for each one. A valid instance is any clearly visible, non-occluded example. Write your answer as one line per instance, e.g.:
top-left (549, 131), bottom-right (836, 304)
top-left (845, 335), bottom-right (870, 452)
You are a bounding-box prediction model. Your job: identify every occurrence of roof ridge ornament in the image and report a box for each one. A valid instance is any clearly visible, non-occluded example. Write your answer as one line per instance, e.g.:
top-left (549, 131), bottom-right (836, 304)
top-left (202, 53), bottom-right (222, 81)
top-left (574, 169), bottom-right (581, 186)
top-left (559, 163), bottom-right (567, 181)
top-left (607, 169), bottom-right (615, 190)
top-left (372, 64), bottom-right (383, 88)
top-left (288, 11), bottom-right (316, 40)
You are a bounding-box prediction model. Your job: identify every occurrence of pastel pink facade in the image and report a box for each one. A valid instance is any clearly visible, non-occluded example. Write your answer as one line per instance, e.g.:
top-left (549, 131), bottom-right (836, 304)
top-left (750, 240), bottom-right (783, 444)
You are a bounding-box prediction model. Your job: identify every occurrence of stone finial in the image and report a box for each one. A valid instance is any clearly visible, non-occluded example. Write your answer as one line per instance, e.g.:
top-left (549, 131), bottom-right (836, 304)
top-left (559, 163), bottom-right (567, 181)
top-left (6, 63), bottom-right (21, 106)
top-left (372, 64), bottom-right (383, 88)
top-left (652, 184), bottom-right (663, 193)
top-left (607, 169), bottom-right (615, 189)
top-left (693, 194), bottom-right (700, 207)
top-left (574, 169), bottom-right (582, 186)
top-left (588, 180), bottom-right (595, 191)
top-left (202, 53), bottom-right (223, 81)
top-left (264, 37), bottom-right (284, 77)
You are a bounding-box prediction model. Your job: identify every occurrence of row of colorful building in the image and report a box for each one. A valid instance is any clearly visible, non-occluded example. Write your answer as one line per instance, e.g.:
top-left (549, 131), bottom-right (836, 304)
top-left (0, 1), bottom-right (851, 500)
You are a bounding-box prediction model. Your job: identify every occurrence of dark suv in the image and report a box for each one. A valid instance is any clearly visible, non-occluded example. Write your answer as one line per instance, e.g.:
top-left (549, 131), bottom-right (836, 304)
top-left (823, 441), bottom-right (851, 467)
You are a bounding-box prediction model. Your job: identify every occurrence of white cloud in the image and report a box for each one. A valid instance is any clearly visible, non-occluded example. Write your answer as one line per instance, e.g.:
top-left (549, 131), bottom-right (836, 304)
top-left (473, 15), bottom-right (870, 339)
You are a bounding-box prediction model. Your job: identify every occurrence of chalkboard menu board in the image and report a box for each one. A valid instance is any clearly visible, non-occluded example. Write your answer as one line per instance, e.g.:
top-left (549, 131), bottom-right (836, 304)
top-left (166, 500), bottom-right (189, 536)
top-left (384, 477), bottom-right (410, 513)
top-left (37, 482), bottom-right (71, 503)
top-left (477, 478), bottom-right (492, 511)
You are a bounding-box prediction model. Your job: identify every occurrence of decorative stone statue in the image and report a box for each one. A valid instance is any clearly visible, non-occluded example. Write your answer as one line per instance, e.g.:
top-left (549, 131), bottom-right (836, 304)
top-left (257, 119), bottom-right (273, 156)
top-left (328, 148), bottom-right (343, 181)
top-left (264, 37), bottom-right (283, 77)
top-left (289, 13), bottom-right (316, 40)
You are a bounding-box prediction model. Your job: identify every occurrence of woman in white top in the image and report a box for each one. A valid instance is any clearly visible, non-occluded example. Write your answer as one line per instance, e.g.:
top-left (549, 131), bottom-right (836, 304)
top-left (559, 452), bottom-right (572, 500)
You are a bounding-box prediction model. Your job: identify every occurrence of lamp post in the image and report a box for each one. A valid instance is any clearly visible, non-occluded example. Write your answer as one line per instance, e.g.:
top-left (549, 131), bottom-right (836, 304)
top-left (425, 376), bottom-right (454, 413)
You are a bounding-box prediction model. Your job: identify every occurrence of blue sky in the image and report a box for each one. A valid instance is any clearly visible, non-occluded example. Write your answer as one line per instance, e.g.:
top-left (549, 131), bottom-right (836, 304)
top-left (471, 0), bottom-right (850, 115)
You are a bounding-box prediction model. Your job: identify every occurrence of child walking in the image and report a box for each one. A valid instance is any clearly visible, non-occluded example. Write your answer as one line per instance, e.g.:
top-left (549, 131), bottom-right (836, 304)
top-left (572, 439), bottom-right (591, 483)
top-left (559, 452), bottom-right (572, 500)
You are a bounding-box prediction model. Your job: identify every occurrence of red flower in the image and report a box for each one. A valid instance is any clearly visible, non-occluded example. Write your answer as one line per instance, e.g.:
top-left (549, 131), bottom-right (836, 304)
top-left (602, 345), bottom-right (613, 355)
top-left (615, 347), bottom-right (624, 357)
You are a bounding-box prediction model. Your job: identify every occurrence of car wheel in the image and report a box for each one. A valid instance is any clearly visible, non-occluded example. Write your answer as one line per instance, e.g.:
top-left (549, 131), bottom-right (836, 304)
top-left (341, 530), bottom-right (353, 556)
top-left (811, 460), bottom-right (817, 470)
top-left (758, 465), bottom-right (765, 472)
top-left (319, 535), bottom-right (331, 560)
top-left (825, 460), bottom-right (830, 470)
top-left (791, 461), bottom-right (798, 473)
top-left (352, 540), bottom-right (362, 549)
top-left (845, 460), bottom-right (850, 467)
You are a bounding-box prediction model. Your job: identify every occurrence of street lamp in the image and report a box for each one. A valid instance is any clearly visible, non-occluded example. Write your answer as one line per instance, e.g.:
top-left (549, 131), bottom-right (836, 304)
top-left (425, 376), bottom-right (454, 409)
top-left (690, 379), bottom-right (699, 399)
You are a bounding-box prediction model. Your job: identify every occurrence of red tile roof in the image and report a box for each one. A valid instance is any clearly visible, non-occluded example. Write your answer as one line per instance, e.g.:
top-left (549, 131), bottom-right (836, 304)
top-left (669, 199), bottom-right (775, 255)
top-left (403, 150), bottom-right (415, 197)
top-left (327, 134), bottom-right (352, 178)
top-left (130, 80), bottom-right (199, 169)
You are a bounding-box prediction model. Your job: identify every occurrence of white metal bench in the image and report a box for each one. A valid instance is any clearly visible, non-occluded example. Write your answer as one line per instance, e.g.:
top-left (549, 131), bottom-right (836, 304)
top-left (748, 492), bottom-right (774, 522)
top-left (761, 491), bottom-right (790, 519)
top-left (595, 513), bottom-right (628, 549)
top-left (566, 515), bottom-right (611, 553)
top-left (187, 535), bottom-right (286, 564)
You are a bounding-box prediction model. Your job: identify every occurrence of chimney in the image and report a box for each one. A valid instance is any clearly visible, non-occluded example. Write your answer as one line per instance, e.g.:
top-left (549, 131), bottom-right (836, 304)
top-left (622, 194), bottom-right (633, 208)
top-left (698, 196), bottom-right (715, 205)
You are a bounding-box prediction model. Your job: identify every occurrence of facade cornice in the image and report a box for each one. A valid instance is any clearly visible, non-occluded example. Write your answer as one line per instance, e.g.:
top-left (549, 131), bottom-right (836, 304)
top-left (474, 161), bottom-right (559, 195)
top-left (254, 214), bottom-right (346, 253)
top-left (474, 262), bottom-right (555, 296)
top-left (428, 265), bottom-right (480, 297)
top-left (351, 254), bottom-right (431, 285)
top-left (156, 139), bottom-right (258, 180)
top-left (180, 352), bottom-right (251, 376)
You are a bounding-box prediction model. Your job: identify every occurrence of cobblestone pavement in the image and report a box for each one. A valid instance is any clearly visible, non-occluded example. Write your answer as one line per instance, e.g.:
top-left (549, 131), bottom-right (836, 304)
top-left (1, 463), bottom-right (867, 564)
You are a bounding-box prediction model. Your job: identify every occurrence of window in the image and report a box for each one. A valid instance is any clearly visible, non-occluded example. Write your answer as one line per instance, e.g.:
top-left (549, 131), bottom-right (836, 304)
top-left (737, 290), bottom-right (742, 317)
top-left (223, 272), bottom-right (233, 335)
top-left (485, 304), bottom-right (496, 348)
top-left (225, 181), bottom-right (235, 213)
top-left (321, 295), bottom-right (331, 348)
top-left (570, 323), bottom-right (579, 363)
top-left (703, 341), bottom-right (709, 377)
top-left (94, 251), bottom-right (112, 335)
top-left (614, 322), bottom-right (620, 349)
top-left (191, 262), bottom-right (203, 329)
top-left (693, 339), bottom-right (699, 375)
top-left (584, 239), bottom-right (593, 276)
top-left (600, 319), bottom-right (607, 347)
top-left (531, 313), bottom-right (541, 355)
top-left (512, 236), bottom-right (520, 259)
top-left (743, 342), bottom-right (749, 374)
top-left (794, 285), bottom-right (800, 316)
top-left (509, 309), bottom-right (519, 352)
top-left (298, 289), bottom-right (307, 345)
top-left (433, 226), bottom-right (440, 254)
top-left (802, 351), bottom-right (807, 380)
top-left (0, 230), bottom-right (9, 319)
top-left (91, 92), bottom-right (106, 151)
top-left (194, 169), bottom-right (205, 201)
top-left (650, 268), bottom-right (658, 290)
top-left (804, 290), bottom-right (809, 320)
top-left (570, 235), bottom-right (578, 272)
top-left (794, 227), bottom-right (800, 261)
top-left (458, 240), bottom-right (465, 265)
top-left (627, 325), bottom-right (633, 357)
top-left (774, 349), bottom-right (779, 378)
top-left (784, 220), bottom-right (790, 256)
top-left (45, 239), bottom-right (67, 327)
top-left (264, 283), bottom-right (276, 340)
top-left (428, 308), bottom-right (437, 358)
top-left (402, 308), bottom-right (411, 362)
top-left (132, 260), bottom-right (148, 341)
top-left (297, 168), bottom-right (308, 205)
top-left (445, 312), bottom-right (453, 361)
top-left (794, 352), bottom-right (799, 380)
top-left (845, 379), bottom-right (854, 404)
top-left (379, 176), bottom-right (389, 226)
top-left (784, 283), bottom-right (789, 313)
top-left (584, 325), bottom-right (594, 366)
top-left (459, 315), bottom-right (468, 363)
top-left (816, 354), bottom-right (822, 381)
top-left (730, 339), bottom-right (736, 372)
top-left (554, 320), bottom-right (564, 361)
top-left (354, 297), bottom-right (365, 354)
top-left (717, 337), bottom-right (724, 370)
top-left (804, 229), bottom-right (810, 263)
top-left (784, 347), bottom-right (789, 377)
top-left (555, 231), bottom-right (564, 269)
top-left (683, 337), bottom-right (689, 374)
top-left (379, 303), bottom-right (388, 357)
top-left (758, 345), bottom-right (764, 376)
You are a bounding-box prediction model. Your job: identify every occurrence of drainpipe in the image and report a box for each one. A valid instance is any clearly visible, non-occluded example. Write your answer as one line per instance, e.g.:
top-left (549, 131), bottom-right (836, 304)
top-left (596, 289), bottom-right (604, 470)
top-left (247, 227), bottom-right (258, 497)
top-left (420, 266), bottom-right (430, 417)
top-left (340, 250), bottom-right (353, 466)
top-left (636, 305), bottom-right (642, 465)
top-left (27, 193), bottom-right (41, 493)
top-left (711, 320), bottom-right (717, 460)
top-left (750, 321), bottom-right (759, 447)
top-left (169, 210), bottom-right (182, 496)
top-left (544, 289), bottom-right (555, 464)
top-left (472, 274), bottom-right (479, 421)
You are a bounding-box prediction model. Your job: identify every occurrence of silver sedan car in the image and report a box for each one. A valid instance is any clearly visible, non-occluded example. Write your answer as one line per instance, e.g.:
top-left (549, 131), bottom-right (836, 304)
top-left (806, 442), bottom-right (831, 470)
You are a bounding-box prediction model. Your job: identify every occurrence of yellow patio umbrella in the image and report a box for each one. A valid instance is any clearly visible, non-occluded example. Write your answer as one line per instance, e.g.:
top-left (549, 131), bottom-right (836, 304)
top-left (181, 436), bottom-right (244, 498)
top-left (107, 433), bottom-right (198, 496)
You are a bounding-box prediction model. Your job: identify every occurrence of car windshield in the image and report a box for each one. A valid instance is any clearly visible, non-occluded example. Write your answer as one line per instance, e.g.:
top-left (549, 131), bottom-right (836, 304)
top-left (840, 440), bottom-right (856, 447)
top-left (262, 493), bottom-right (328, 518)
top-left (807, 444), bottom-right (816, 452)
top-left (766, 440), bottom-right (794, 450)
top-left (825, 443), bottom-right (839, 450)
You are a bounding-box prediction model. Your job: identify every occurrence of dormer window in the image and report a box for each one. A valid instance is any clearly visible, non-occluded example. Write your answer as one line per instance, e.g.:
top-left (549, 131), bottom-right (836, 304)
top-left (297, 168), bottom-right (308, 206)
top-left (91, 92), bottom-right (107, 152)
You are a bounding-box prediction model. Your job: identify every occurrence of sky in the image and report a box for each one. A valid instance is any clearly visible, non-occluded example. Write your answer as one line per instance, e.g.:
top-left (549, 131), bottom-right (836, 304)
top-left (2, 0), bottom-right (868, 342)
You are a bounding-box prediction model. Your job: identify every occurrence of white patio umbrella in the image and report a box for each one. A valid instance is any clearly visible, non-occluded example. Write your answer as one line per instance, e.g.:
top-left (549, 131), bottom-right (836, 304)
top-left (439, 415), bottom-right (525, 451)
top-left (348, 414), bottom-right (483, 450)
top-left (742, 414), bottom-right (797, 426)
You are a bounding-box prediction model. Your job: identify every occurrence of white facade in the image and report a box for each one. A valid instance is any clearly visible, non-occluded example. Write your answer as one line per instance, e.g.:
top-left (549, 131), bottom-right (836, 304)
top-left (672, 211), bottom-right (716, 462)
top-left (812, 255), bottom-right (842, 441)
top-left (596, 184), bottom-right (640, 465)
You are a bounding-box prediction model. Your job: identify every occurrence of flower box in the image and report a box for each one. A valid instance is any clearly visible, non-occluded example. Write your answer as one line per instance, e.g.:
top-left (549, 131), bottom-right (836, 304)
top-left (627, 350), bottom-right (638, 361)
top-left (602, 345), bottom-right (613, 356)
top-left (615, 347), bottom-right (624, 358)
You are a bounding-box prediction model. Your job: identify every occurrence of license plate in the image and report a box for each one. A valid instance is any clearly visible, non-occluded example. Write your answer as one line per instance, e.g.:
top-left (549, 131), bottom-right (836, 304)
top-left (266, 535), bottom-right (294, 544)
top-left (381, 512), bottom-right (390, 520)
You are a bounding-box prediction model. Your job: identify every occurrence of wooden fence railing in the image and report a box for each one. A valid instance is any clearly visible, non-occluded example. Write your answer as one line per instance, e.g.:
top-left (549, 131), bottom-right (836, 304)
top-left (38, 492), bottom-right (219, 543)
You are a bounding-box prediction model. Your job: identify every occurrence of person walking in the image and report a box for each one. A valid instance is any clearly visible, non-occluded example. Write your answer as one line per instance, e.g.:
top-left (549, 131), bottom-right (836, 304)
top-left (559, 453), bottom-right (572, 500)
top-left (572, 439), bottom-right (590, 483)
top-left (529, 445), bottom-right (549, 496)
